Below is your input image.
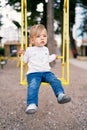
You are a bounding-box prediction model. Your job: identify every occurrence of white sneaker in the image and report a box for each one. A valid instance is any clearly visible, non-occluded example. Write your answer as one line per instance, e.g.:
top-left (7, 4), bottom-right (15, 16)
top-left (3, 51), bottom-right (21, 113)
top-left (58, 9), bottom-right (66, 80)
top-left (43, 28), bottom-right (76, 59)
top-left (25, 104), bottom-right (37, 114)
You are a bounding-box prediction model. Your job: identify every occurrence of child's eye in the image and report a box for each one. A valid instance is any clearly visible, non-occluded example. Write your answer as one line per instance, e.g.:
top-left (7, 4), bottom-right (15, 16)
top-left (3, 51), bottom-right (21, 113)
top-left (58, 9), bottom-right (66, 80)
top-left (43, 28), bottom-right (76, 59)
top-left (36, 34), bottom-right (47, 38)
top-left (36, 35), bottom-right (40, 38)
top-left (43, 35), bottom-right (47, 37)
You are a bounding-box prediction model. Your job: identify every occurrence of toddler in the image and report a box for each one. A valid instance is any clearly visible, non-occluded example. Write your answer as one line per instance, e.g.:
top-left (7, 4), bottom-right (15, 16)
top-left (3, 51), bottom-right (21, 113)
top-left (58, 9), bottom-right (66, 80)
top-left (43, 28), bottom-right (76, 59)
top-left (19, 24), bottom-right (71, 114)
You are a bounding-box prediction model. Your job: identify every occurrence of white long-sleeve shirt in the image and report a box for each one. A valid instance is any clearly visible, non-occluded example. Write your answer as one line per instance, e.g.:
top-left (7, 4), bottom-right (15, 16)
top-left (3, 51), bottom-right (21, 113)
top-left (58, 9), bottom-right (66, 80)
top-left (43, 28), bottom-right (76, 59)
top-left (24, 46), bottom-right (56, 74)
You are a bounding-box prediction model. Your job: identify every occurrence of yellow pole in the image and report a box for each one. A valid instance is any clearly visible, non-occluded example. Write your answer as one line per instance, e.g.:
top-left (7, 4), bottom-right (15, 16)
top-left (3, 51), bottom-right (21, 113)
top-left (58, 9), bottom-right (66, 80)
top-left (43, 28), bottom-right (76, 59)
top-left (20, 0), bottom-right (27, 84)
top-left (64, 0), bottom-right (69, 84)
top-left (66, 0), bottom-right (69, 84)
top-left (20, 0), bottom-right (28, 85)
top-left (61, 0), bottom-right (69, 84)
top-left (24, 0), bottom-right (28, 72)
top-left (20, 0), bottom-right (24, 84)
top-left (24, 0), bottom-right (28, 49)
top-left (62, 0), bottom-right (66, 80)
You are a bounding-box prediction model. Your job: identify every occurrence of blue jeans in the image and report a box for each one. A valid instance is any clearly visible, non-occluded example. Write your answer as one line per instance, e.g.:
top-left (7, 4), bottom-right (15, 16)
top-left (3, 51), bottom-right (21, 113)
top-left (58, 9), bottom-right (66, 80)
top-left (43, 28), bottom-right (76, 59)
top-left (27, 72), bottom-right (64, 106)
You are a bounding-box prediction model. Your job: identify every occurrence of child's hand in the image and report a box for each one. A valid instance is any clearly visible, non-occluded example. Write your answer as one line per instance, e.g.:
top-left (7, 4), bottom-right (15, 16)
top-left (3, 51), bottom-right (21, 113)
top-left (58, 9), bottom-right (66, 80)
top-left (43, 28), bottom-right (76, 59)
top-left (18, 49), bottom-right (24, 56)
top-left (56, 55), bottom-right (58, 59)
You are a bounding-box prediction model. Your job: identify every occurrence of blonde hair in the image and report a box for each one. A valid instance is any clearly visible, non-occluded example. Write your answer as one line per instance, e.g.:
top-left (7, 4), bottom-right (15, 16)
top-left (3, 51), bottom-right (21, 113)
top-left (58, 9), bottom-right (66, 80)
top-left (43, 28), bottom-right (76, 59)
top-left (29, 24), bottom-right (47, 44)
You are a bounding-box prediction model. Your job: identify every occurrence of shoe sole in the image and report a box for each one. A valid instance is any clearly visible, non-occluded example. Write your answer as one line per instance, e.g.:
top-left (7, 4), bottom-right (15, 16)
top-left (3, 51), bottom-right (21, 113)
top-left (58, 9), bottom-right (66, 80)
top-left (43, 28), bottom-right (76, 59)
top-left (26, 109), bottom-right (37, 114)
top-left (58, 97), bottom-right (71, 104)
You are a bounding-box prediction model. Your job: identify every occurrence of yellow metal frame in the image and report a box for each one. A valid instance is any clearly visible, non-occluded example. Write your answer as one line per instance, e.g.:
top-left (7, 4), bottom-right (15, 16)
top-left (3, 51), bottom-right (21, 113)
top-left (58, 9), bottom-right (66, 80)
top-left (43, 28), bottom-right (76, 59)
top-left (61, 0), bottom-right (70, 85)
top-left (20, 0), bottom-right (27, 84)
top-left (20, 0), bottom-right (70, 86)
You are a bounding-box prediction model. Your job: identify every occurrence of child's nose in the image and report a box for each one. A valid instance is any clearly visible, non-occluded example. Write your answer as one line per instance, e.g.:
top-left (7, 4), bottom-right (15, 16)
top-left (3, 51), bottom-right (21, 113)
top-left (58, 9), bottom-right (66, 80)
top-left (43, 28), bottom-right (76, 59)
top-left (41, 36), bottom-right (44, 39)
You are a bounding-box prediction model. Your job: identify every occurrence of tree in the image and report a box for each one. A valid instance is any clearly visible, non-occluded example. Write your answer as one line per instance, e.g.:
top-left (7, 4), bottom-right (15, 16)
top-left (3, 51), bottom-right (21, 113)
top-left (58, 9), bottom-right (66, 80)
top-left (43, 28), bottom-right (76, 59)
top-left (77, 1), bottom-right (87, 36)
top-left (4, 0), bottom-right (87, 57)
top-left (12, 20), bottom-right (21, 41)
top-left (47, 0), bottom-right (54, 54)
top-left (0, 14), bottom-right (3, 44)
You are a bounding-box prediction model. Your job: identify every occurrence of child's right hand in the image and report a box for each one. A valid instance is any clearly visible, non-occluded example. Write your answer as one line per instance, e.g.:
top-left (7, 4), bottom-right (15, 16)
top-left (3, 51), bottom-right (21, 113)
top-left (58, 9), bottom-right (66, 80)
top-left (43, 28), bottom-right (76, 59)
top-left (18, 49), bottom-right (24, 55)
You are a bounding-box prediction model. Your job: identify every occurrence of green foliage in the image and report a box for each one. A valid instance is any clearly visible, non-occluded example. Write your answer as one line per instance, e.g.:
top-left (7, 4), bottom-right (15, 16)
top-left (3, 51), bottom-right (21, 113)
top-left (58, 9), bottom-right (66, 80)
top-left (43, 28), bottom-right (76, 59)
top-left (78, 0), bottom-right (87, 5)
top-left (2, 0), bottom-right (87, 36)
top-left (27, 0), bottom-right (47, 26)
top-left (7, 0), bottom-right (21, 11)
top-left (6, 0), bottom-right (76, 29)
top-left (69, 0), bottom-right (76, 25)
top-left (12, 20), bottom-right (21, 28)
top-left (0, 48), bottom-right (5, 56)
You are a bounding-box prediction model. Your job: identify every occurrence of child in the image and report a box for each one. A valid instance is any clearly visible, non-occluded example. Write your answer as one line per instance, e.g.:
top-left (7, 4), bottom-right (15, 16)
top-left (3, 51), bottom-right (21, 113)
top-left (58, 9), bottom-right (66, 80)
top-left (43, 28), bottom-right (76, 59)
top-left (19, 24), bottom-right (71, 114)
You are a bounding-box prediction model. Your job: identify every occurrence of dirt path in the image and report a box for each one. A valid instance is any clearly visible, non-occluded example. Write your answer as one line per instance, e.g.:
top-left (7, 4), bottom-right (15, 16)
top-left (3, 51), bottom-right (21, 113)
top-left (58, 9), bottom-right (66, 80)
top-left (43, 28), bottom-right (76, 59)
top-left (0, 60), bottom-right (87, 130)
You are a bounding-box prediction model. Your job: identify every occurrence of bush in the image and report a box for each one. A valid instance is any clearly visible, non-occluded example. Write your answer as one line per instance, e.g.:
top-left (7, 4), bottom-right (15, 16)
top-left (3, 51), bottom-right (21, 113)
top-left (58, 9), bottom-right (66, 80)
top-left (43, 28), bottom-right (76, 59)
top-left (0, 48), bottom-right (5, 56)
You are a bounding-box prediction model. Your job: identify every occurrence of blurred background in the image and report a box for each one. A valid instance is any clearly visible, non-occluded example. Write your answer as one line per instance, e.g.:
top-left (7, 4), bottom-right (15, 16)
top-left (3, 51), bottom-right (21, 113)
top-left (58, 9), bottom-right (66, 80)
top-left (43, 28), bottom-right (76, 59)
top-left (0, 0), bottom-right (87, 58)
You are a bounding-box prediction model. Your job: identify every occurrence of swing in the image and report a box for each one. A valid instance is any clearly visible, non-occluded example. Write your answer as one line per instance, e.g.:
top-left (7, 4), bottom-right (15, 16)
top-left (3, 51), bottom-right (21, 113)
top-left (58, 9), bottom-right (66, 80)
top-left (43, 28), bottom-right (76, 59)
top-left (20, 0), bottom-right (70, 86)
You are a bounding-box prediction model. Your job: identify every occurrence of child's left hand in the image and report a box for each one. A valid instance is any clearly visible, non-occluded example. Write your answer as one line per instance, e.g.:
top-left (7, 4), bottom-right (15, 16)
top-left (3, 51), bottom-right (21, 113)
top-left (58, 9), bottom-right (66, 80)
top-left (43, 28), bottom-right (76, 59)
top-left (56, 55), bottom-right (58, 59)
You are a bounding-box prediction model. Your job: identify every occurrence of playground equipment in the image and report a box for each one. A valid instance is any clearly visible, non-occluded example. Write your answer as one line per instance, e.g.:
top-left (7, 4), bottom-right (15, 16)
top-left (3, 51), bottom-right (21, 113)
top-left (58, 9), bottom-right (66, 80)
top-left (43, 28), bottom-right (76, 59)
top-left (20, 0), bottom-right (70, 86)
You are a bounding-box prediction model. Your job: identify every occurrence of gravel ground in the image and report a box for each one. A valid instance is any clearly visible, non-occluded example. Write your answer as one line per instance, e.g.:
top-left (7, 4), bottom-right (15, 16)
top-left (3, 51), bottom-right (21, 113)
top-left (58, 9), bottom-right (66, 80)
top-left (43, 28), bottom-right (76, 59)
top-left (0, 59), bottom-right (87, 130)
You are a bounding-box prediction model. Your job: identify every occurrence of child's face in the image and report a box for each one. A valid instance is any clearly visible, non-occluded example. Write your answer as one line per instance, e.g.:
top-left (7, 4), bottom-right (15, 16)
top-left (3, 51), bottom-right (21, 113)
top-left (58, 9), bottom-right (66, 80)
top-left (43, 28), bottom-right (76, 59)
top-left (32, 29), bottom-right (47, 47)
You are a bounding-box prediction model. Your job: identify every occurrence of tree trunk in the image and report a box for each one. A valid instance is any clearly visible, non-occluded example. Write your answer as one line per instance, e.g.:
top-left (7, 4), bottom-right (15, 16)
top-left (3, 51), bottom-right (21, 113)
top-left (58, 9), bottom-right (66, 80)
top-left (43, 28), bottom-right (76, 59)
top-left (47, 0), bottom-right (55, 54)
top-left (70, 29), bottom-right (78, 58)
top-left (47, 0), bottom-right (56, 66)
